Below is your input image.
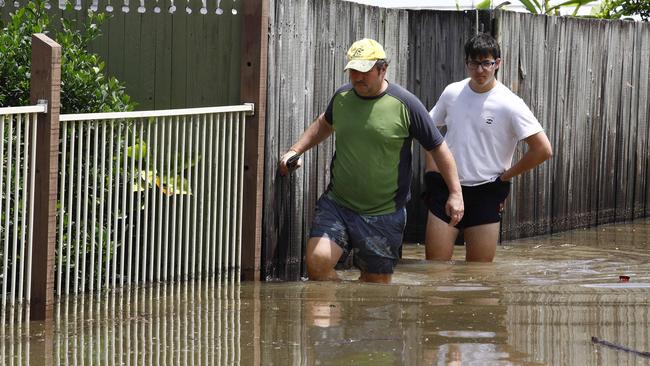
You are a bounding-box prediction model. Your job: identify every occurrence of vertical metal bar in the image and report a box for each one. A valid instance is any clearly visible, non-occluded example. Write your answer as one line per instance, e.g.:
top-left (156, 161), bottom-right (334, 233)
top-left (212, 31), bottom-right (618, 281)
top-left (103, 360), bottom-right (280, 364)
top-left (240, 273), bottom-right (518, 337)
top-left (237, 112), bottom-right (247, 276)
top-left (0, 115), bottom-right (6, 309)
top-left (25, 112), bottom-right (39, 303)
top-left (24, 113), bottom-right (38, 304)
top-left (210, 114), bottom-right (221, 273)
top-left (105, 121), bottom-right (115, 290)
top-left (163, 117), bottom-right (172, 282)
top-left (197, 114), bottom-right (207, 276)
top-left (141, 120), bottom-right (152, 284)
top-left (89, 121), bottom-right (99, 294)
top-left (56, 121), bottom-right (68, 297)
top-left (11, 113), bottom-right (22, 305)
top-left (223, 113), bottom-right (233, 282)
top-left (170, 116), bottom-right (180, 281)
top-left (96, 121), bottom-right (107, 292)
top-left (81, 121), bottom-right (92, 294)
top-left (74, 123), bottom-right (84, 295)
top-left (127, 120), bottom-right (138, 286)
top-left (178, 116), bottom-right (187, 280)
top-left (204, 114), bottom-right (214, 276)
top-left (120, 121), bottom-right (129, 287)
top-left (217, 114), bottom-right (226, 280)
top-left (230, 113), bottom-right (240, 280)
top-left (19, 113), bottom-right (30, 304)
top-left (184, 116), bottom-right (196, 278)
top-left (65, 123), bottom-right (76, 296)
top-left (134, 120), bottom-right (144, 284)
top-left (156, 117), bottom-right (165, 281)
top-left (149, 118), bottom-right (159, 282)
top-left (111, 123), bottom-right (122, 289)
top-left (190, 118), bottom-right (198, 278)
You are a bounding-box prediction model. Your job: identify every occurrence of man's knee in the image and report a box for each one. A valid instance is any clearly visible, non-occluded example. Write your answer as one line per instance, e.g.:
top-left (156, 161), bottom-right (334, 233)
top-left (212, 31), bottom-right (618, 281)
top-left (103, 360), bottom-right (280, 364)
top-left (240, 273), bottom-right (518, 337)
top-left (464, 223), bottom-right (499, 262)
top-left (306, 238), bottom-right (342, 280)
top-left (306, 252), bottom-right (334, 279)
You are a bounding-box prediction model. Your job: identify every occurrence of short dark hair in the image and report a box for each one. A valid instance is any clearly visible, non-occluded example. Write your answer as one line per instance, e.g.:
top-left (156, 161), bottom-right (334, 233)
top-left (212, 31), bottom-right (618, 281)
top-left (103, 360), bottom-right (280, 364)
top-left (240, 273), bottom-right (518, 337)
top-left (464, 33), bottom-right (501, 61)
top-left (375, 59), bottom-right (389, 70)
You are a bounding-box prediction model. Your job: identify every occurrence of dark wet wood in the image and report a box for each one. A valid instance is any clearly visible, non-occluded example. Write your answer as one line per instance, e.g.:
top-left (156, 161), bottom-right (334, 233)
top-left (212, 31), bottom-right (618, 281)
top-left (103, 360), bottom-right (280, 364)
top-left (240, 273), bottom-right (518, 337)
top-left (30, 34), bottom-right (61, 321)
top-left (240, 0), bottom-right (269, 281)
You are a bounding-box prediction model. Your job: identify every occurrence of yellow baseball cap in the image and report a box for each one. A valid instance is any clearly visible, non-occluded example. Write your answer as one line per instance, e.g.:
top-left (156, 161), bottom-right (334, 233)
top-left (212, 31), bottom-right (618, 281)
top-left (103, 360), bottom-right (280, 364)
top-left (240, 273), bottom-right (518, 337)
top-left (344, 38), bottom-right (387, 72)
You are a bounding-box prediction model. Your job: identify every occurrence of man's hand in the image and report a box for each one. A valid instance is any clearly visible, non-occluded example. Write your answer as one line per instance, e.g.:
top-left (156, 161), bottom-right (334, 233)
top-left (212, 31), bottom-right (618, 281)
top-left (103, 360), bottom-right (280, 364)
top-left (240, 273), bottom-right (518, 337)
top-left (278, 150), bottom-right (302, 176)
top-left (445, 191), bottom-right (464, 226)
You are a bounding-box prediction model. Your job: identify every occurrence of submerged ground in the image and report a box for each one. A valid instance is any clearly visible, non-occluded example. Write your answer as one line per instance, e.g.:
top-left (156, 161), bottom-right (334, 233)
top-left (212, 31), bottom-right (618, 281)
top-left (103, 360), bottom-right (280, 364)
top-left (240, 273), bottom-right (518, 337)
top-left (2, 218), bottom-right (650, 365)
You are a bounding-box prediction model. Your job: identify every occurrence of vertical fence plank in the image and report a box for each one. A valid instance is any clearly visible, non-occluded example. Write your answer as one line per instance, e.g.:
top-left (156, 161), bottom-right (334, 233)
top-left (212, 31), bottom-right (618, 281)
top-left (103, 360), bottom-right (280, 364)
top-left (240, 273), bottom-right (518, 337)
top-left (153, 8), bottom-right (173, 109)
top-left (240, 0), bottom-right (268, 281)
top-left (406, 10), bottom-right (471, 243)
top-left (29, 33), bottom-right (61, 320)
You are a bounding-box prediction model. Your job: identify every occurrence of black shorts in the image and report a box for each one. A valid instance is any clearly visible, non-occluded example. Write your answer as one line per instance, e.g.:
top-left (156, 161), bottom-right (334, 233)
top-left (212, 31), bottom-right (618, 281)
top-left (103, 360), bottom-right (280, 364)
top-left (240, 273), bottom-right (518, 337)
top-left (422, 171), bottom-right (511, 229)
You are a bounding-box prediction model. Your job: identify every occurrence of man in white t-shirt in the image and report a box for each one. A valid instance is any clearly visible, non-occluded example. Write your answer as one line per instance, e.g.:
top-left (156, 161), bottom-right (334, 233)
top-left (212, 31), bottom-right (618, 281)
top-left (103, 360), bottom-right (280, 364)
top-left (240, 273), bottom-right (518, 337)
top-left (423, 33), bottom-right (552, 262)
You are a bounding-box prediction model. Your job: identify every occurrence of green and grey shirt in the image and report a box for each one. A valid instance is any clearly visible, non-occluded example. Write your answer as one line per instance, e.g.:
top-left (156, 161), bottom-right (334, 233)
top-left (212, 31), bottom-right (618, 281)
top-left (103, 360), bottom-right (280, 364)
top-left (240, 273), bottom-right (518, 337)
top-left (324, 82), bottom-right (444, 215)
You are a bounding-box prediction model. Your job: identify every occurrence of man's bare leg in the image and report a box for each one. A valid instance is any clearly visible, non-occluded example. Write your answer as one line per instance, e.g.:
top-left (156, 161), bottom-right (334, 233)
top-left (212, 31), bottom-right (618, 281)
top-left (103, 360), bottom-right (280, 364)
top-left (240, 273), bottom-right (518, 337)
top-left (463, 223), bottom-right (499, 262)
top-left (425, 212), bottom-right (459, 260)
top-left (306, 237), bottom-right (343, 281)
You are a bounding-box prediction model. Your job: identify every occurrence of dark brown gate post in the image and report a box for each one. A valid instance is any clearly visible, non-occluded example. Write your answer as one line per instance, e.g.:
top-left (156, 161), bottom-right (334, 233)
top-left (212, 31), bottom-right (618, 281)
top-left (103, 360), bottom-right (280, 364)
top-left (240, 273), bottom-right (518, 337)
top-left (240, 0), bottom-right (269, 282)
top-left (29, 33), bottom-right (61, 321)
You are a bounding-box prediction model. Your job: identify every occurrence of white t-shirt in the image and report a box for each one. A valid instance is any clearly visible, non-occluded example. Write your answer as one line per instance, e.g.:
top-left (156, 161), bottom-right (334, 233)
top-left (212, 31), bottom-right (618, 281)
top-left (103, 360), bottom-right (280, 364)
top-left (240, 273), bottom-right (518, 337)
top-left (430, 78), bottom-right (543, 186)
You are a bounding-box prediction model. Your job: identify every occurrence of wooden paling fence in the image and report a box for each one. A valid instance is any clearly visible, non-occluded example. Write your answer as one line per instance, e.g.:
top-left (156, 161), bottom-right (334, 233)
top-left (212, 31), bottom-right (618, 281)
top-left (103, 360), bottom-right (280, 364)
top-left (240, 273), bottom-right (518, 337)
top-left (264, 0), bottom-right (409, 280)
top-left (497, 11), bottom-right (650, 238)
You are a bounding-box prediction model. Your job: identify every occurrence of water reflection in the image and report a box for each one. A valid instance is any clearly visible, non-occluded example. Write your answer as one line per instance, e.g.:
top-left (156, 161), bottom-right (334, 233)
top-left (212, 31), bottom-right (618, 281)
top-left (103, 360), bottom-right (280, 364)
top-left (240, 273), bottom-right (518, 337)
top-left (0, 218), bottom-right (649, 365)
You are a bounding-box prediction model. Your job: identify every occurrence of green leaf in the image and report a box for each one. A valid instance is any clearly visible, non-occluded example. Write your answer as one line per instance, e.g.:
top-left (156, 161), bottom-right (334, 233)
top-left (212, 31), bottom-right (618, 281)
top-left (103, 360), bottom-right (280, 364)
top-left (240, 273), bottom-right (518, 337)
top-left (476, 0), bottom-right (492, 10)
top-left (546, 0), bottom-right (596, 13)
top-left (519, 0), bottom-right (541, 13)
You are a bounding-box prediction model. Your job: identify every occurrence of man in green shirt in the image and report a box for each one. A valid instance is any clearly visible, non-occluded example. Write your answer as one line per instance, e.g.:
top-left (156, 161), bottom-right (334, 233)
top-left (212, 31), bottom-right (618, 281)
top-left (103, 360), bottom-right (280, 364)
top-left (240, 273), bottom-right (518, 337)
top-left (279, 38), bottom-right (464, 283)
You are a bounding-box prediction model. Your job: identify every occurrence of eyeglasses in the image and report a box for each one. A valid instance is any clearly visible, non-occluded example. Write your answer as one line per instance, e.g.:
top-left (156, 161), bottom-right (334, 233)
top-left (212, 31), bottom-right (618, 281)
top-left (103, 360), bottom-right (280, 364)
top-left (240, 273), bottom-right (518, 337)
top-left (466, 60), bottom-right (497, 70)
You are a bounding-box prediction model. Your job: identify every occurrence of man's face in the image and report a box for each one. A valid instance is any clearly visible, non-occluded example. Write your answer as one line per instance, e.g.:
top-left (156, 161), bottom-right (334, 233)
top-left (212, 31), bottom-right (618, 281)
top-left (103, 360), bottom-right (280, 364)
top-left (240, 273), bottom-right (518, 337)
top-left (348, 65), bottom-right (386, 97)
top-left (466, 55), bottom-right (500, 89)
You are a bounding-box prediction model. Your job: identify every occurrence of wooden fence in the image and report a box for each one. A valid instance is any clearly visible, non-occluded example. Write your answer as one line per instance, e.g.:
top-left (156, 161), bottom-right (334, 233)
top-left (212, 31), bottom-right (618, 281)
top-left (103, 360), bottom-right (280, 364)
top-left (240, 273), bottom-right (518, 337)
top-left (0, 0), bottom-right (243, 110)
top-left (263, 0), bottom-right (409, 280)
top-left (497, 11), bottom-right (650, 238)
top-left (264, 3), bottom-right (650, 280)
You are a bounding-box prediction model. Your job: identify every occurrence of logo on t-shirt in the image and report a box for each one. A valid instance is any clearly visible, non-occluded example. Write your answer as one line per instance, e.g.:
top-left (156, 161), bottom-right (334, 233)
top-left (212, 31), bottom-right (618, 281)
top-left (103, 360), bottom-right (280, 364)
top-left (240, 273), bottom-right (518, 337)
top-left (485, 117), bottom-right (494, 125)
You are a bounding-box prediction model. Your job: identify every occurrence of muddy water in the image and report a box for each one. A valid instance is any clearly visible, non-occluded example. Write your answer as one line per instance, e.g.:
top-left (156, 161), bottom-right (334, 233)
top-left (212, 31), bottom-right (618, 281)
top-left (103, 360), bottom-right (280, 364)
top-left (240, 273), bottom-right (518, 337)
top-left (2, 218), bottom-right (650, 365)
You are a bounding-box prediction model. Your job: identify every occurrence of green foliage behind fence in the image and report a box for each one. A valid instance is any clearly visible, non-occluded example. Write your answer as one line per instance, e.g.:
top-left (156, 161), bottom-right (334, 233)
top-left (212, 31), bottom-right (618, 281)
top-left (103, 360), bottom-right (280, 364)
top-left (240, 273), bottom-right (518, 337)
top-left (1, 0), bottom-right (243, 110)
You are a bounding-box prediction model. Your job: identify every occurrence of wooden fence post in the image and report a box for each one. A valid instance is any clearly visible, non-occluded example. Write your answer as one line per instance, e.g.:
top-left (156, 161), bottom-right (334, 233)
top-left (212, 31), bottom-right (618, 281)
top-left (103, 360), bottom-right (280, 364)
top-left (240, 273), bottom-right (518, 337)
top-left (29, 33), bottom-right (61, 321)
top-left (240, 0), bottom-right (269, 281)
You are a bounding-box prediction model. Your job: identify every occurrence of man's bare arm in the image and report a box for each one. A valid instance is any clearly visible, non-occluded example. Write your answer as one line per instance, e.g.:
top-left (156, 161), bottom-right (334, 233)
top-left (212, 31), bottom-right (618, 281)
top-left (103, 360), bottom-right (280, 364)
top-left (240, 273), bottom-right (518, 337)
top-left (500, 131), bottom-right (552, 181)
top-left (278, 113), bottom-right (334, 176)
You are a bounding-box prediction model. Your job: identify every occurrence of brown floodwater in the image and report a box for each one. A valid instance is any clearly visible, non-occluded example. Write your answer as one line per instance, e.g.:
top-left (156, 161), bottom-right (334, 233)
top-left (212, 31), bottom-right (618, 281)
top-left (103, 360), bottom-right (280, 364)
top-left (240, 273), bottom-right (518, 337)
top-left (2, 218), bottom-right (650, 365)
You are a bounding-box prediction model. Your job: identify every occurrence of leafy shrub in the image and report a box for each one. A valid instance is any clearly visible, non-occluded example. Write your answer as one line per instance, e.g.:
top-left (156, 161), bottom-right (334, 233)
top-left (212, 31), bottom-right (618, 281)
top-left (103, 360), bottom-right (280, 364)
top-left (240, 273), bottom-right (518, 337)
top-left (0, 1), bottom-right (134, 112)
top-left (595, 0), bottom-right (650, 21)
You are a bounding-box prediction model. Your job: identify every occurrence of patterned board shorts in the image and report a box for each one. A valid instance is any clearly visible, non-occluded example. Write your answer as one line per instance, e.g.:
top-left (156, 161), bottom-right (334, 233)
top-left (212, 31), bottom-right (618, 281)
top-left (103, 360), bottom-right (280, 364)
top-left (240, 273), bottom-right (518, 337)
top-left (309, 194), bottom-right (407, 274)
